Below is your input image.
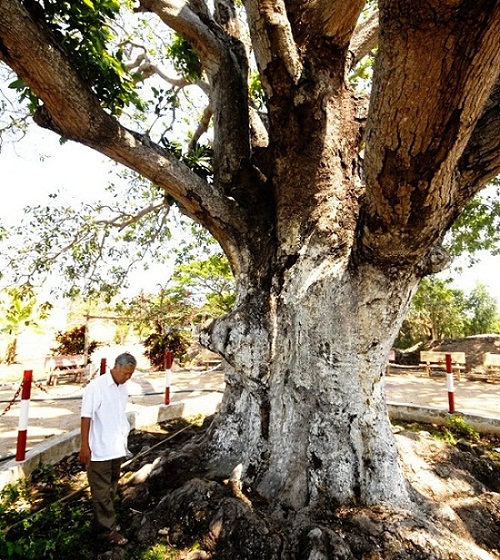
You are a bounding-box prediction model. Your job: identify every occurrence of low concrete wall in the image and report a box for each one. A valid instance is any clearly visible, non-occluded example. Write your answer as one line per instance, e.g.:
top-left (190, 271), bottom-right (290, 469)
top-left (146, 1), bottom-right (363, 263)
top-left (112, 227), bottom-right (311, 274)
top-left (0, 392), bottom-right (223, 489)
top-left (387, 402), bottom-right (500, 435)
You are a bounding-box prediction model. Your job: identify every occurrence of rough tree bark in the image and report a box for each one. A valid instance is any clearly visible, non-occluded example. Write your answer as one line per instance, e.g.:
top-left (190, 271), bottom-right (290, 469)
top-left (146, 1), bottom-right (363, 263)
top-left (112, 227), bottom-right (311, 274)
top-left (0, 0), bottom-right (499, 519)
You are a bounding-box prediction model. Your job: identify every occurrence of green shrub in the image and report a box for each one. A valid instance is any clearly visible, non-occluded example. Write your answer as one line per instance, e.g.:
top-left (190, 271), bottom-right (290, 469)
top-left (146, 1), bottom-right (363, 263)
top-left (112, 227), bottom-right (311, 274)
top-left (142, 327), bottom-right (190, 370)
top-left (447, 415), bottom-right (480, 441)
top-left (52, 325), bottom-right (99, 357)
top-left (0, 466), bottom-right (94, 559)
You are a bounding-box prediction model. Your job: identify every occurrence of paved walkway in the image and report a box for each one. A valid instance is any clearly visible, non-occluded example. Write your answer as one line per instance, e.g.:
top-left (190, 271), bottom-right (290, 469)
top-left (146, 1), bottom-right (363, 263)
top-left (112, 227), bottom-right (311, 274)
top-left (385, 370), bottom-right (500, 419)
top-left (1, 368), bottom-right (499, 461)
top-left (0, 367), bottom-right (224, 460)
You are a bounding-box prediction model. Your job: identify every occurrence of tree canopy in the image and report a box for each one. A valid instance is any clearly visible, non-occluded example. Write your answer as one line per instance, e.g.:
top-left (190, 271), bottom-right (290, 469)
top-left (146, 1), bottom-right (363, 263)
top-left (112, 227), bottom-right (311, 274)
top-left (0, 2), bottom-right (498, 300)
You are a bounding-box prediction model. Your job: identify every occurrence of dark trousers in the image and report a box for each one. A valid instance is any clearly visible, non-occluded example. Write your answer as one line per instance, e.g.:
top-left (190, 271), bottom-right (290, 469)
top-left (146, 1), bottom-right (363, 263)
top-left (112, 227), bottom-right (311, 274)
top-left (87, 457), bottom-right (124, 534)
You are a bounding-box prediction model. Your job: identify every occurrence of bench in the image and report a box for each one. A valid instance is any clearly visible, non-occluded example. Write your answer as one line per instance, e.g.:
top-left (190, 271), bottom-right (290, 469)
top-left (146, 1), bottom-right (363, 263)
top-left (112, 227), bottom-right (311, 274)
top-left (419, 351), bottom-right (466, 379)
top-left (483, 353), bottom-right (500, 375)
top-left (45, 355), bottom-right (87, 385)
top-left (386, 349), bottom-right (396, 374)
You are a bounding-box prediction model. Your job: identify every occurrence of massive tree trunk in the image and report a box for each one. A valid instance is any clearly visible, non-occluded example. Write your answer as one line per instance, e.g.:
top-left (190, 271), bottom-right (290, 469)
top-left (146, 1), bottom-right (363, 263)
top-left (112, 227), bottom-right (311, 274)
top-left (206, 260), bottom-right (417, 509)
top-left (0, 0), bottom-right (499, 517)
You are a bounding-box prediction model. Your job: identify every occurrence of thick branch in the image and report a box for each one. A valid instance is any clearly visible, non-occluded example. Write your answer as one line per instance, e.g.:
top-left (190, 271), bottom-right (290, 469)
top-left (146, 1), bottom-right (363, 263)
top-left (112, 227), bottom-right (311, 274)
top-left (348, 10), bottom-right (378, 70)
top-left (138, 0), bottom-right (221, 72)
top-left (140, 0), bottom-right (253, 192)
top-left (188, 103), bottom-right (213, 151)
top-left (457, 77), bottom-right (500, 198)
top-left (288, 0), bottom-right (365, 50)
top-left (360, 0), bottom-right (500, 266)
top-left (243, 0), bottom-right (302, 96)
top-left (0, 0), bottom-right (247, 257)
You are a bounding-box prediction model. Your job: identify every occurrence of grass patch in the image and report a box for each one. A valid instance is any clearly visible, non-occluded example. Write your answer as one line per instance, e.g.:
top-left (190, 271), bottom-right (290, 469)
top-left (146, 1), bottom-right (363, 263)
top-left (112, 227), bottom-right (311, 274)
top-left (130, 542), bottom-right (181, 559)
top-left (393, 415), bottom-right (491, 448)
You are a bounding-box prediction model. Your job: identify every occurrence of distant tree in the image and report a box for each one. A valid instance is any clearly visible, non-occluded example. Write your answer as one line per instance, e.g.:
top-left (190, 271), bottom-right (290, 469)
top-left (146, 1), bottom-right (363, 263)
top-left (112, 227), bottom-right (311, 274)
top-left (464, 283), bottom-right (500, 335)
top-left (446, 179), bottom-right (500, 265)
top-left (171, 253), bottom-right (236, 318)
top-left (116, 286), bottom-right (196, 338)
top-left (0, 286), bottom-right (52, 364)
top-left (396, 278), bottom-right (467, 347)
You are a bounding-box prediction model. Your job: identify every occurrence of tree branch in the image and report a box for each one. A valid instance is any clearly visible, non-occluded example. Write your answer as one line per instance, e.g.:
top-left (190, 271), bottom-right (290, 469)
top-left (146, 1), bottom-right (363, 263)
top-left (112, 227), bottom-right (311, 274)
top-left (94, 202), bottom-right (170, 230)
top-left (137, 0), bottom-right (222, 72)
top-left (457, 77), bottom-right (500, 199)
top-left (0, 0), bottom-right (248, 259)
top-left (289, 0), bottom-right (365, 48)
top-left (139, 0), bottom-right (253, 194)
top-left (243, 0), bottom-right (302, 95)
top-left (348, 10), bottom-right (378, 70)
top-left (360, 0), bottom-right (500, 266)
top-left (188, 103), bottom-right (213, 151)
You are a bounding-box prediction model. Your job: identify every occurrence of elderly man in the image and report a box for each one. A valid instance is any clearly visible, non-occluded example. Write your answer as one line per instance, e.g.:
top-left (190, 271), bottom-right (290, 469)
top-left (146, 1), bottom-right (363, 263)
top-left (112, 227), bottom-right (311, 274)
top-left (79, 352), bottom-right (137, 546)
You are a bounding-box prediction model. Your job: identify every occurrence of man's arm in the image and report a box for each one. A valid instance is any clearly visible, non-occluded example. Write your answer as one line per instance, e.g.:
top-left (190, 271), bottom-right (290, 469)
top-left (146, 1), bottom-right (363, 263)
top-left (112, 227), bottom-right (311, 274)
top-left (79, 416), bottom-right (92, 465)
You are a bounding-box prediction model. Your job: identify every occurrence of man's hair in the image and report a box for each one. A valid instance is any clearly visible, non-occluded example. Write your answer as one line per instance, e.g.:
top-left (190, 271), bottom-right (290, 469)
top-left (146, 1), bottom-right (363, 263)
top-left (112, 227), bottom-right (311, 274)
top-left (114, 352), bottom-right (137, 367)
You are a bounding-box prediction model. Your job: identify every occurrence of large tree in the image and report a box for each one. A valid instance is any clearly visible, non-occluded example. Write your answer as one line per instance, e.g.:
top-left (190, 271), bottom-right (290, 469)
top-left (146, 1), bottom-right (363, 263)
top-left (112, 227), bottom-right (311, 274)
top-left (1, 0), bottom-right (499, 523)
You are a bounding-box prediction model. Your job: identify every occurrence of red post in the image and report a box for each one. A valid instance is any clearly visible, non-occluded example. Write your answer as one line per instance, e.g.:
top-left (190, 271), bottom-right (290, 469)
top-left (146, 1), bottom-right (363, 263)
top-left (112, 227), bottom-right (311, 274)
top-left (446, 353), bottom-right (455, 413)
top-left (16, 370), bottom-right (33, 461)
top-left (164, 351), bottom-right (174, 405)
top-left (100, 358), bottom-right (107, 375)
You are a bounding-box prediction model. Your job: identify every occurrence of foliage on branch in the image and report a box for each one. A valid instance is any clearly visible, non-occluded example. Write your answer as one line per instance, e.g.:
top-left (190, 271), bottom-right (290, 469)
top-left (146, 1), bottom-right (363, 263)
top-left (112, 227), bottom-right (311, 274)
top-left (1, 171), bottom-right (174, 300)
top-left (165, 33), bottom-right (202, 83)
top-left (446, 180), bottom-right (500, 265)
top-left (9, 0), bottom-right (142, 114)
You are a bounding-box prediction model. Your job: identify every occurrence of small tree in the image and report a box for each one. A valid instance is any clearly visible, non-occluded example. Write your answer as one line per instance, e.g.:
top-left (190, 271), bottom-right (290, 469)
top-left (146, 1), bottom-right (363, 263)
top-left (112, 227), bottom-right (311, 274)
top-left (396, 278), bottom-right (467, 347)
top-left (0, 286), bottom-right (52, 364)
top-left (464, 283), bottom-right (500, 335)
top-left (52, 325), bottom-right (99, 358)
top-left (171, 253), bottom-right (236, 318)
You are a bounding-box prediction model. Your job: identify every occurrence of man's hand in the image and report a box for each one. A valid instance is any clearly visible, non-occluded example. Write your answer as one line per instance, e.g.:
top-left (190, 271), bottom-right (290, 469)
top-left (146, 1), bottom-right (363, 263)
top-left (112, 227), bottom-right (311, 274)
top-left (80, 416), bottom-right (92, 466)
top-left (79, 444), bottom-right (91, 466)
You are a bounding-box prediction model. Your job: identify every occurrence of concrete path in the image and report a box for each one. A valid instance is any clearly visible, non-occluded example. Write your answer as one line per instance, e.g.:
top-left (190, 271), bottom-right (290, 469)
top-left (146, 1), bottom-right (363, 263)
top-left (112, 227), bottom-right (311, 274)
top-left (385, 370), bottom-right (500, 420)
top-left (1, 367), bottom-right (500, 461)
top-left (0, 367), bottom-right (224, 461)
